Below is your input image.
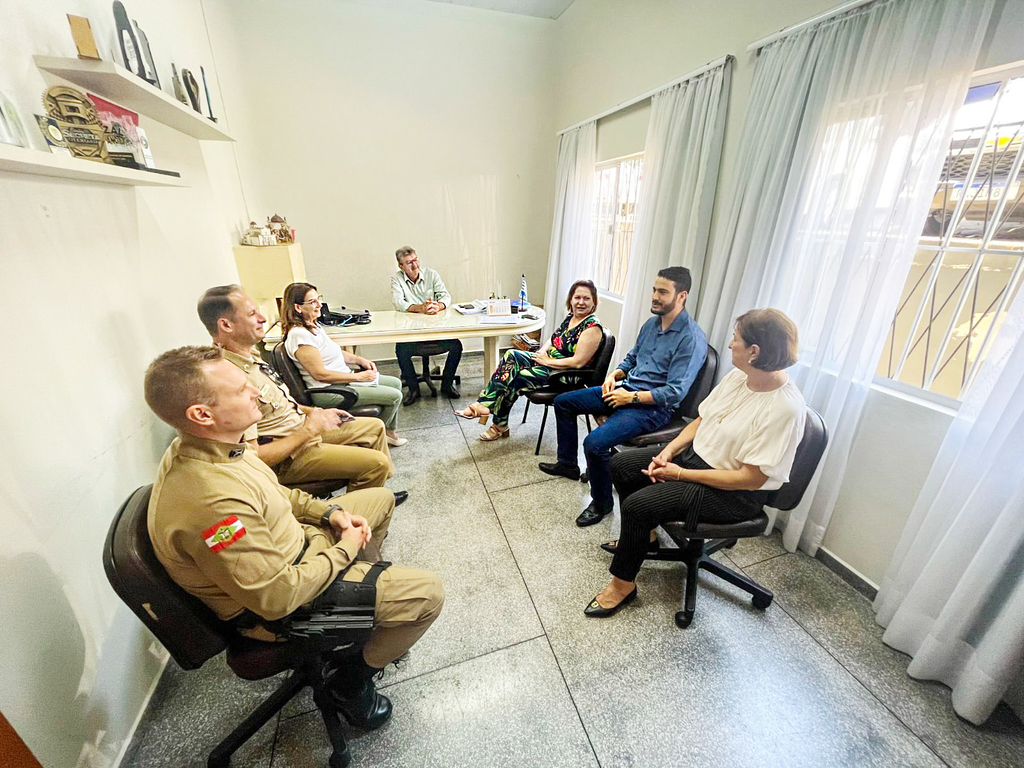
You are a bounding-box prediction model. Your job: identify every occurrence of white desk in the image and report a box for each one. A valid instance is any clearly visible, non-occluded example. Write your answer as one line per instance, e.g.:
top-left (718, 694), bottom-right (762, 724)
top-left (264, 308), bottom-right (547, 375)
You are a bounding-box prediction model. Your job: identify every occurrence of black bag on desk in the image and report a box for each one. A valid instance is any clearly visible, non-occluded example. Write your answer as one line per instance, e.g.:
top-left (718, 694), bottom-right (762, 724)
top-left (319, 303), bottom-right (371, 327)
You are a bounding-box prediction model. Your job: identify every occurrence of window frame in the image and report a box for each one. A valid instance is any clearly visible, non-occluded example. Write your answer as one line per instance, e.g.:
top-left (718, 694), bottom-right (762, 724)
top-left (590, 151), bottom-right (644, 299)
top-left (876, 62), bottom-right (1024, 402)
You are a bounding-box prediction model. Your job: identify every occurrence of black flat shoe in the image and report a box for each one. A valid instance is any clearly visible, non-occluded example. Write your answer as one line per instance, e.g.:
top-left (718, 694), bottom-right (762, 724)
top-left (600, 539), bottom-right (660, 555)
top-left (402, 387), bottom-right (421, 407)
top-left (584, 587), bottom-right (637, 618)
top-left (575, 502), bottom-right (612, 527)
top-left (393, 490), bottom-right (409, 506)
top-left (441, 384), bottom-right (461, 399)
top-left (538, 461), bottom-right (581, 481)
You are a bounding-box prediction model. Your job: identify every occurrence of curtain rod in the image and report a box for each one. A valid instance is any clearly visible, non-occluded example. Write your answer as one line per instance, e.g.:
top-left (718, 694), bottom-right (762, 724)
top-left (555, 54), bottom-right (732, 136)
top-left (747, 0), bottom-right (877, 53)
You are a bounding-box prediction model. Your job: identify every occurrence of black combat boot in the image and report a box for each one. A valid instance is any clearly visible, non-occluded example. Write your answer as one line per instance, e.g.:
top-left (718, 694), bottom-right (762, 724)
top-left (328, 655), bottom-right (393, 730)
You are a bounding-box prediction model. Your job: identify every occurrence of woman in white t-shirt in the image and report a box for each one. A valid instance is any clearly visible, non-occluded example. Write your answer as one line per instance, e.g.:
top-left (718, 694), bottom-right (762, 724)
top-left (584, 309), bottom-right (806, 618)
top-left (282, 282), bottom-right (407, 447)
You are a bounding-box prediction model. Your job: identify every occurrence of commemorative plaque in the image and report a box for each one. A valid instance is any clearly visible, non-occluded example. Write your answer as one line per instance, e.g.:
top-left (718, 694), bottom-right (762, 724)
top-left (42, 86), bottom-right (109, 163)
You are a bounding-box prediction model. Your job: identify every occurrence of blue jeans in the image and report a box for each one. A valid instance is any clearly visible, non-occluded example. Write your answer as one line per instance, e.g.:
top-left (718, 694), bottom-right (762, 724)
top-left (553, 386), bottom-right (672, 510)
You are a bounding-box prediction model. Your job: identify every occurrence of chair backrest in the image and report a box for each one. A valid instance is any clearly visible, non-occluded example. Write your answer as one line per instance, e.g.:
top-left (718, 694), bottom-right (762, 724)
top-left (103, 485), bottom-right (230, 670)
top-left (587, 331), bottom-right (616, 387)
top-left (765, 406), bottom-right (828, 512)
top-left (677, 344), bottom-right (719, 420)
top-left (272, 342), bottom-right (314, 406)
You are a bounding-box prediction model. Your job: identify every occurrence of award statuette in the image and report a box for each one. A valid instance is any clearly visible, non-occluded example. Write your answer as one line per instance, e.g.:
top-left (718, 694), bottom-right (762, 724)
top-left (133, 20), bottom-right (160, 87)
top-left (181, 68), bottom-right (201, 113)
top-left (112, 2), bottom-right (144, 78)
top-left (201, 67), bottom-right (217, 123)
top-left (171, 64), bottom-right (188, 105)
top-left (42, 86), bottom-right (109, 163)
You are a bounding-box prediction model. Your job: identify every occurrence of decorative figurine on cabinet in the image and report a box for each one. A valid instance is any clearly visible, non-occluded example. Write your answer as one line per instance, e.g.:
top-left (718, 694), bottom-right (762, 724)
top-left (241, 221), bottom-right (276, 246)
top-left (267, 214), bottom-right (294, 243)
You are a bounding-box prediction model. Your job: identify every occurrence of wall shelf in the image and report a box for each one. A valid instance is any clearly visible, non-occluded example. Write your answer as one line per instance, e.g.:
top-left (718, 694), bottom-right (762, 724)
top-left (34, 55), bottom-right (235, 142)
top-left (0, 142), bottom-right (188, 187)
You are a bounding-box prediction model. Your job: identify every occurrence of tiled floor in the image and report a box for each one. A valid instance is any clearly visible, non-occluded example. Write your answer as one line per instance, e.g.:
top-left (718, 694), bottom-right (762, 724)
top-left (124, 355), bottom-right (1024, 768)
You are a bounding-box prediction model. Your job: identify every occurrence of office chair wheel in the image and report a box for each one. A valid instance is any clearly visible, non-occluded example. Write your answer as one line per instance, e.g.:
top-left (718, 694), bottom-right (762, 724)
top-left (580, 471), bottom-right (588, 483)
top-left (723, 538), bottom-right (738, 549)
top-left (752, 593), bottom-right (773, 611)
top-left (329, 746), bottom-right (352, 768)
top-left (674, 609), bottom-right (694, 628)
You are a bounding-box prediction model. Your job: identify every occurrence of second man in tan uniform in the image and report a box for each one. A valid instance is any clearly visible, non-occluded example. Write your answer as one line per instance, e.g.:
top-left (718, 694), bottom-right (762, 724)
top-left (198, 285), bottom-right (406, 502)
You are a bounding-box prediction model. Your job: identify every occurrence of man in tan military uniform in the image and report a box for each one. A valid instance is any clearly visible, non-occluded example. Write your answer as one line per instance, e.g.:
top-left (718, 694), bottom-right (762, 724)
top-left (198, 286), bottom-right (405, 500)
top-left (144, 346), bottom-right (443, 725)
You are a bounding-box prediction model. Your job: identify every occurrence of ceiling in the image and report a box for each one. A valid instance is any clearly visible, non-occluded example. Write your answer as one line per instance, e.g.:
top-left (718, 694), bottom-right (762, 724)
top-left (424, 0), bottom-right (576, 20)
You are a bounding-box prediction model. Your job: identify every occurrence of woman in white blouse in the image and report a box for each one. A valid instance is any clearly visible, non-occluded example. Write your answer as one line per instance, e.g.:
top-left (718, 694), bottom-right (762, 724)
top-left (282, 282), bottom-right (407, 447)
top-left (584, 309), bottom-right (806, 618)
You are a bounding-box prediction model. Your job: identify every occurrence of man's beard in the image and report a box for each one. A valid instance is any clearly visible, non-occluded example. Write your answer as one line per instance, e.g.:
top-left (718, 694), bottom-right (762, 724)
top-left (650, 297), bottom-right (676, 316)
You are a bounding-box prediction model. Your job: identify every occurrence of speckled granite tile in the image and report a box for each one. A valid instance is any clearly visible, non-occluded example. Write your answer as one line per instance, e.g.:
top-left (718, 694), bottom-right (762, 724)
top-left (271, 638), bottom-right (597, 768)
top-left (492, 481), bottom-right (942, 768)
top-left (385, 423), bottom-right (485, 501)
top-left (282, 492), bottom-right (543, 719)
top-left (123, 654), bottom-right (278, 767)
top-left (721, 527), bottom-right (787, 567)
top-left (455, 400), bottom-right (576, 493)
top-left (747, 552), bottom-right (1024, 768)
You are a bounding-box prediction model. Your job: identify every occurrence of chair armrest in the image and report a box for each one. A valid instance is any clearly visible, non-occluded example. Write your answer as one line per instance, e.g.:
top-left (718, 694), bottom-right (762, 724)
top-left (311, 386), bottom-right (358, 411)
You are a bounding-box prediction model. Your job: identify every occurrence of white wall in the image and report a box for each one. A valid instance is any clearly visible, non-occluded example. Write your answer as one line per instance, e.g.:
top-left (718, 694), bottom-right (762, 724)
top-left (0, 1), bottom-right (246, 765)
top-left (552, 0), bottom-right (1024, 586)
top-left (204, 0), bottom-right (558, 351)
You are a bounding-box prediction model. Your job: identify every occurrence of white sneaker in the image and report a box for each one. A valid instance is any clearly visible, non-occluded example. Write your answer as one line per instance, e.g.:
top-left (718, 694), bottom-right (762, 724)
top-left (387, 435), bottom-right (408, 447)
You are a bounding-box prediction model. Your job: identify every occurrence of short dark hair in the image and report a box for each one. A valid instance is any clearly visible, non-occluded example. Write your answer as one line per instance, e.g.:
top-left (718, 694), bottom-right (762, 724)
top-left (735, 309), bottom-right (800, 371)
top-left (657, 266), bottom-right (692, 294)
top-left (565, 279), bottom-right (599, 313)
top-left (197, 285), bottom-right (241, 336)
top-left (144, 346), bottom-right (223, 429)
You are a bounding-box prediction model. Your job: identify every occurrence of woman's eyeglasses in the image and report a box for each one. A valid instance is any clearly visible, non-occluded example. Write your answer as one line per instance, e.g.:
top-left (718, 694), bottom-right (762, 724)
top-left (301, 295), bottom-right (324, 306)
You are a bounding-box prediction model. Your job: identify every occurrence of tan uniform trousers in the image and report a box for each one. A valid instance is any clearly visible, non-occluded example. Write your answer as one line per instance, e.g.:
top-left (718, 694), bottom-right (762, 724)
top-left (310, 487), bottom-right (444, 669)
top-left (276, 417), bottom-right (394, 492)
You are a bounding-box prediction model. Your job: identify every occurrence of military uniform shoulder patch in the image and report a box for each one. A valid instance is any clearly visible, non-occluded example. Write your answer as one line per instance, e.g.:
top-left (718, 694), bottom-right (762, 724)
top-left (203, 515), bottom-right (247, 552)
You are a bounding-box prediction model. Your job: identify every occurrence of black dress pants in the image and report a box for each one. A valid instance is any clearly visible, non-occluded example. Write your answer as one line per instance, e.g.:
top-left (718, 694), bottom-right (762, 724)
top-left (609, 445), bottom-right (766, 582)
top-left (395, 339), bottom-right (463, 390)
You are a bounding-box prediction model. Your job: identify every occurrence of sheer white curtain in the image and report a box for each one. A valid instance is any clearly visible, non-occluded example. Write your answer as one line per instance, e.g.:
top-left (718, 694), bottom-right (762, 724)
top-left (617, 60), bottom-right (731, 352)
top-left (543, 122), bottom-right (596, 333)
top-left (697, 0), bottom-right (995, 554)
top-left (873, 286), bottom-right (1024, 724)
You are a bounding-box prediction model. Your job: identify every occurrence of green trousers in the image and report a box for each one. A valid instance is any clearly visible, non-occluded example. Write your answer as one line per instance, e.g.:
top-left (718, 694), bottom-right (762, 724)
top-left (310, 373), bottom-right (403, 431)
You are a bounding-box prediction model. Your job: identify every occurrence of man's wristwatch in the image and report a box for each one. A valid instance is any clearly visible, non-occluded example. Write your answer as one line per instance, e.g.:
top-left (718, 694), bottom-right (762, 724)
top-left (632, 392), bottom-right (640, 404)
top-left (319, 504), bottom-right (342, 529)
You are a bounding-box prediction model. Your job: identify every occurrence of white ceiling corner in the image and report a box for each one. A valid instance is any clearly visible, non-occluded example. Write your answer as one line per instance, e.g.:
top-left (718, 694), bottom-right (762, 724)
top-left (423, 0), bottom-right (576, 20)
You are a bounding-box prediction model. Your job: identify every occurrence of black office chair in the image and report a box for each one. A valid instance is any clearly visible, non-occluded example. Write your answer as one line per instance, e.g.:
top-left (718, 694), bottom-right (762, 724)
top-left (412, 341), bottom-right (462, 397)
top-left (522, 331), bottom-right (616, 455)
top-left (642, 406), bottom-right (828, 628)
top-left (271, 342), bottom-right (384, 421)
top-left (103, 486), bottom-right (365, 768)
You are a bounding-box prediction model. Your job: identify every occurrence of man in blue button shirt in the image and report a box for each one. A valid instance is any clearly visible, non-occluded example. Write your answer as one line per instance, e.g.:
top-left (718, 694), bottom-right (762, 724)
top-left (539, 267), bottom-right (707, 526)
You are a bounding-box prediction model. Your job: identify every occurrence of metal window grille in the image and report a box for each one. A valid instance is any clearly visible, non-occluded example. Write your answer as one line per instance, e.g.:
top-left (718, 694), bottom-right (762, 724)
top-left (878, 74), bottom-right (1024, 399)
top-left (591, 154), bottom-right (643, 296)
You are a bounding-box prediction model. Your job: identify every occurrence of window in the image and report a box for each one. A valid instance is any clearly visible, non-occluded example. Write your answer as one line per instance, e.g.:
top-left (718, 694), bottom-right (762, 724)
top-left (877, 72), bottom-right (1024, 399)
top-left (591, 153), bottom-right (643, 296)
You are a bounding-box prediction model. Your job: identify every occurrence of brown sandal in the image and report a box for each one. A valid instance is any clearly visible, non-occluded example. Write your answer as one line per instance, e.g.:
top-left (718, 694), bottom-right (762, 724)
top-left (456, 403), bottom-right (490, 422)
top-left (478, 425), bottom-right (509, 442)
